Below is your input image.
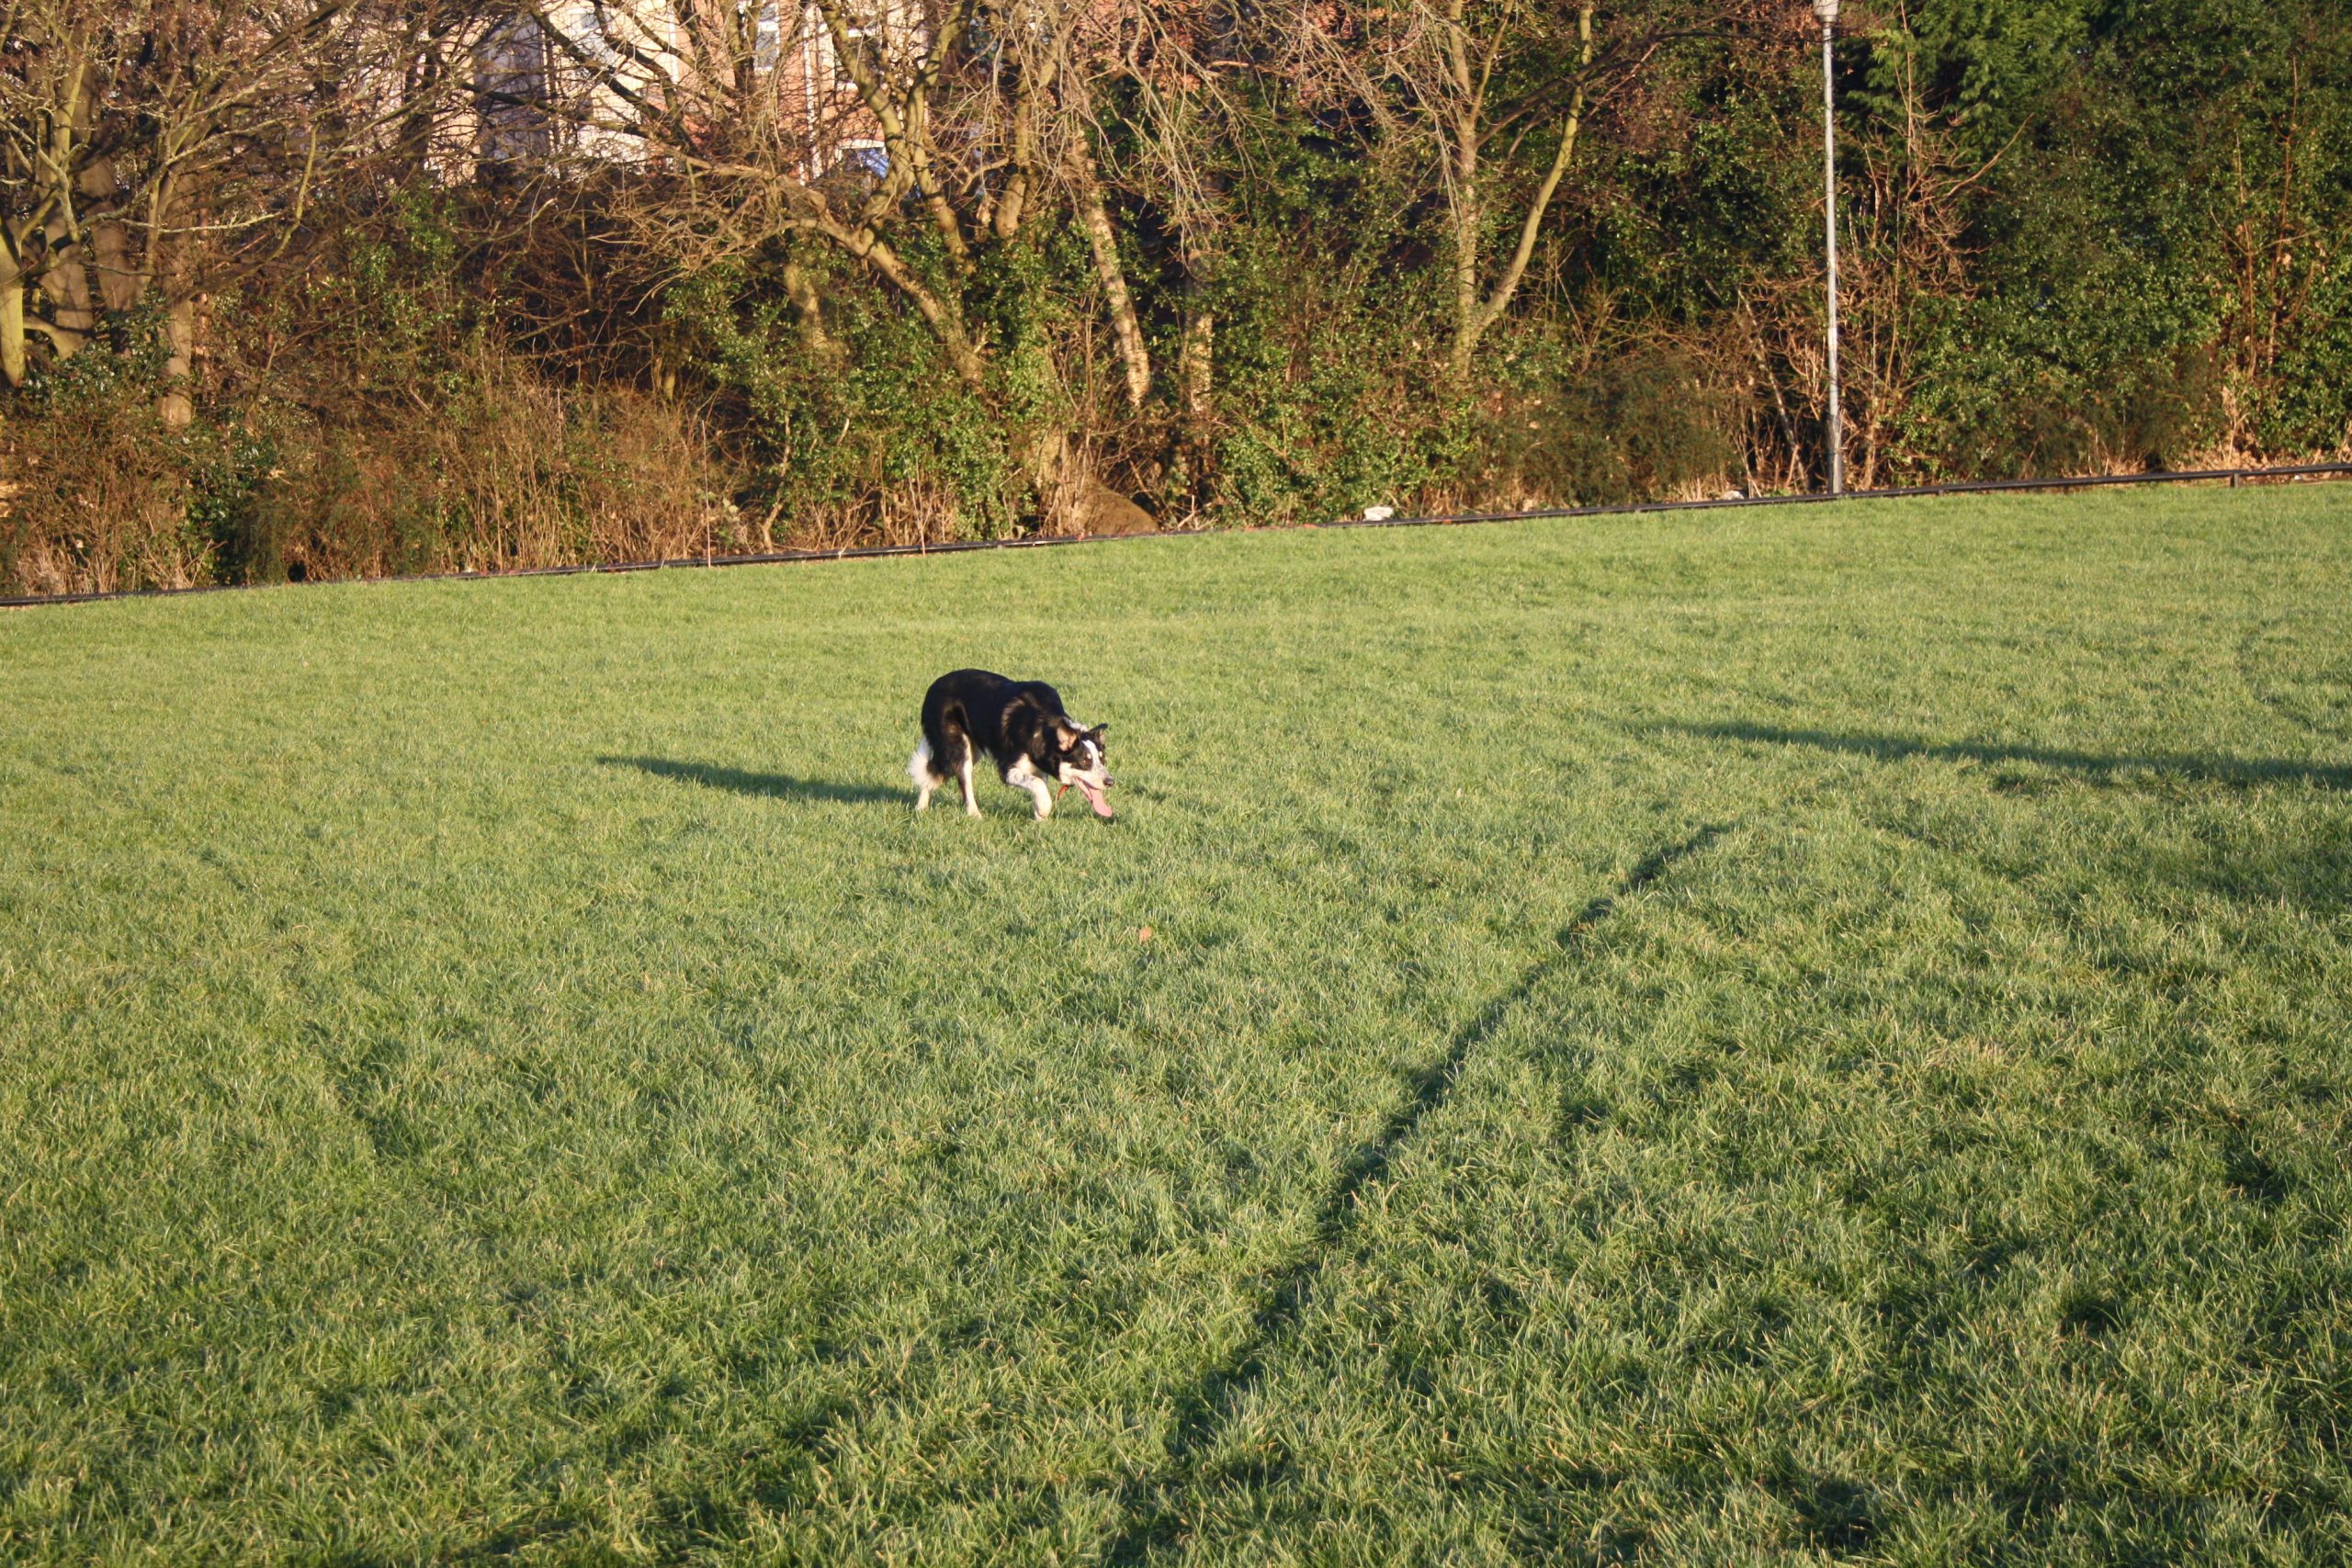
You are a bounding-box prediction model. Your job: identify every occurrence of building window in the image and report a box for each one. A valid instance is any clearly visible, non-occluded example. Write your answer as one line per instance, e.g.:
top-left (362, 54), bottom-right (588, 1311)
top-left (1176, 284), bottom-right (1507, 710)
top-left (755, 3), bottom-right (782, 69)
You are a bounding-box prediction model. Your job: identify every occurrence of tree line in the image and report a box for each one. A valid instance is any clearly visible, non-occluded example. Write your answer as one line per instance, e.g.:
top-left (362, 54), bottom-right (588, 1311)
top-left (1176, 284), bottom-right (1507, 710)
top-left (3, 0), bottom-right (2346, 594)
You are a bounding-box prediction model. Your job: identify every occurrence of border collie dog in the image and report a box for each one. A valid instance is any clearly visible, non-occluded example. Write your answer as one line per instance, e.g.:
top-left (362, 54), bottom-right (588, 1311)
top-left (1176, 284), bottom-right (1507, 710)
top-left (910, 670), bottom-right (1116, 820)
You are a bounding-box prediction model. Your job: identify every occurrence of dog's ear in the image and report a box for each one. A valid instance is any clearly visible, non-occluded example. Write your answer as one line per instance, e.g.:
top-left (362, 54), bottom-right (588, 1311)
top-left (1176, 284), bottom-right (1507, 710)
top-left (1088, 724), bottom-right (1108, 742)
top-left (1051, 718), bottom-right (1081, 751)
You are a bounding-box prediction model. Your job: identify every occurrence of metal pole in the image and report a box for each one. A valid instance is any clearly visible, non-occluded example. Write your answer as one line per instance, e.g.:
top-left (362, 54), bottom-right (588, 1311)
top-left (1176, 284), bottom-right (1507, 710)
top-left (1815, 0), bottom-right (1844, 495)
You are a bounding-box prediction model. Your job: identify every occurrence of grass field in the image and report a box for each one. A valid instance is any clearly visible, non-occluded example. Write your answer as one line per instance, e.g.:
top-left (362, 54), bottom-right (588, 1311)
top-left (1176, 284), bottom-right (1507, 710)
top-left (4, 485), bottom-right (2350, 1564)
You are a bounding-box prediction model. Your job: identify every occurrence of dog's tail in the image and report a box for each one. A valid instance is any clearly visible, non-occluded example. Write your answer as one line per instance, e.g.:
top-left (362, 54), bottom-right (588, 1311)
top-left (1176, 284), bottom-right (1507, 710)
top-left (909, 738), bottom-right (936, 786)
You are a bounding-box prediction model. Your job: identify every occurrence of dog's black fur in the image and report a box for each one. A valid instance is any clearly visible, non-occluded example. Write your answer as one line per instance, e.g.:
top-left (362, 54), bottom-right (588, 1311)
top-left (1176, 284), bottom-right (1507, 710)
top-left (911, 669), bottom-right (1115, 820)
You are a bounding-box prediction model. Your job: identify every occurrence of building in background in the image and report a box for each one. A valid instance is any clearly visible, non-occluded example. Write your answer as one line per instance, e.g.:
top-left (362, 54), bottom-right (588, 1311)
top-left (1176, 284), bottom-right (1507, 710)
top-left (463, 2), bottom-right (904, 182)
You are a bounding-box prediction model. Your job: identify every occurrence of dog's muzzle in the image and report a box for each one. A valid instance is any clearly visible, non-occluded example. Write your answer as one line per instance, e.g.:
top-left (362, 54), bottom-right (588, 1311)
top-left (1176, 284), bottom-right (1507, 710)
top-left (1071, 773), bottom-right (1115, 820)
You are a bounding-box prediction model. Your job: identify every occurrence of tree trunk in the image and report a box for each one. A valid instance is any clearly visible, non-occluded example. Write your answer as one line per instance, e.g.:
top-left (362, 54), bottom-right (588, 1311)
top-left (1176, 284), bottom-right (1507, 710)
top-left (1075, 175), bottom-right (1150, 413)
top-left (159, 296), bottom-right (197, 427)
top-left (44, 208), bottom-right (96, 340)
top-left (92, 210), bottom-right (136, 313)
top-left (1446, 3), bottom-right (1595, 383)
top-left (1448, 118), bottom-right (1482, 383)
top-left (1180, 310), bottom-right (1213, 423)
top-left (823, 222), bottom-right (987, 389)
top-left (1177, 287), bottom-right (1215, 494)
top-left (782, 260), bottom-right (842, 365)
top-left (0, 262), bottom-right (25, 389)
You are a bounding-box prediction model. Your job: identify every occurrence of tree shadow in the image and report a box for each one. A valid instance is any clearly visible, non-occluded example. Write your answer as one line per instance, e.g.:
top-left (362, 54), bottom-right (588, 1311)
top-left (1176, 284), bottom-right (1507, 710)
top-left (1664, 722), bottom-right (2351, 792)
top-left (597, 755), bottom-right (906, 805)
top-left (1095, 822), bottom-right (1730, 1564)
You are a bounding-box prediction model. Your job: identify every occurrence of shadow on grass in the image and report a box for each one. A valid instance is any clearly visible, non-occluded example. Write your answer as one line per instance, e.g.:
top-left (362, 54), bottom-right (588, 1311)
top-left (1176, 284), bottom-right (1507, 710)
top-left (597, 755), bottom-right (906, 805)
top-left (1098, 820), bottom-right (1730, 1563)
top-left (1666, 721), bottom-right (2352, 792)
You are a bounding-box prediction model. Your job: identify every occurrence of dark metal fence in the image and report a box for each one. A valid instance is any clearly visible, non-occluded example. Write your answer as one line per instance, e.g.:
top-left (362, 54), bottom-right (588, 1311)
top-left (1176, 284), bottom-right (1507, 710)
top-left (7, 460), bottom-right (2349, 610)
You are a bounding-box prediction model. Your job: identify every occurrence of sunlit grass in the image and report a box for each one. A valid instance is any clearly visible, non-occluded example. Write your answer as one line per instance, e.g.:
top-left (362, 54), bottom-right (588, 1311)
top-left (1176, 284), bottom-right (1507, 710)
top-left (3, 485), bottom-right (2347, 1562)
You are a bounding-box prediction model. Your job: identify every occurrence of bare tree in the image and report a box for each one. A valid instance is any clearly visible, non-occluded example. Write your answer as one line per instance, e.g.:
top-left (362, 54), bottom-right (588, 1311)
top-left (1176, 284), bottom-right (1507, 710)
top-left (1110, 6), bottom-right (1245, 464)
top-left (511, 0), bottom-right (1153, 515)
top-left (0, 0), bottom-right (480, 416)
top-left (1285, 0), bottom-right (1724, 386)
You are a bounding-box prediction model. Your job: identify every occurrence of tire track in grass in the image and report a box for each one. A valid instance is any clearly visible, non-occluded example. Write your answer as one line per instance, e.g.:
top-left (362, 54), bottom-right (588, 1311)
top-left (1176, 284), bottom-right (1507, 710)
top-left (1098, 820), bottom-right (1731, 1564)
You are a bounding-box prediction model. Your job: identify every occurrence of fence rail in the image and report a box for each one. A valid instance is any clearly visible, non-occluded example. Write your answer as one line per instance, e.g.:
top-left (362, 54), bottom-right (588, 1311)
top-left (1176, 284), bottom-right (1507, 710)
top-left (7, 460), bottom-right (2350, 610)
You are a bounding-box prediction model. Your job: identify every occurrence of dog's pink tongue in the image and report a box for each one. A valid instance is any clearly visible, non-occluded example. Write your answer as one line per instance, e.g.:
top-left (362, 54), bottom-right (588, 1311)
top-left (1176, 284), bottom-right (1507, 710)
top-left (1078, 779), bottom-right (1115, 819)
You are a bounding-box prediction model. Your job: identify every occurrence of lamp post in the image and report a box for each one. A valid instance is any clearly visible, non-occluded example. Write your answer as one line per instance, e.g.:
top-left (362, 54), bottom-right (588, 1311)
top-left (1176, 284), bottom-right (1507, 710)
top-left (1813, 0), bottom-right (1844, 494)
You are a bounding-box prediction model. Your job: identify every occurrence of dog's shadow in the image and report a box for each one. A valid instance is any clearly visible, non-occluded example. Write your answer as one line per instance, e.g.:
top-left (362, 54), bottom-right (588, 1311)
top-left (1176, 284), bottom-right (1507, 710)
top-left (598, 755), bottom-right (904, 805)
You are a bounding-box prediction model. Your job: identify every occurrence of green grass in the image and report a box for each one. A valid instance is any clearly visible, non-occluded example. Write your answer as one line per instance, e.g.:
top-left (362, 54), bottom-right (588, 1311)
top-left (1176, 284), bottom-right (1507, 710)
top-left (3, 485), bottom-right (2348, 1564)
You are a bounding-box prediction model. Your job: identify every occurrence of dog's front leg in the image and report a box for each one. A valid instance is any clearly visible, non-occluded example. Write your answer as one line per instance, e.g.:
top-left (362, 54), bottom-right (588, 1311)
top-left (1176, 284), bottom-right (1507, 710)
top-left (1002, 760), bottom-right (1055, 820)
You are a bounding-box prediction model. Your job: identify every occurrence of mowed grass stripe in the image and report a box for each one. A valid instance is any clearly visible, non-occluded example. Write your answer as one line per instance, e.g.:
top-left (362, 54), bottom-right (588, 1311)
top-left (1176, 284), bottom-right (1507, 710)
top-left (2, 485), bottom-right (2347, 1562)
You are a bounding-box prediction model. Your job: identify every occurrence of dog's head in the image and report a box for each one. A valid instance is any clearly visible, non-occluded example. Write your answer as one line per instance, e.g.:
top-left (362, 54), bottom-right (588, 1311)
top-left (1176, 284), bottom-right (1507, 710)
top-left (1051, 721), bottom-right (1115, 819)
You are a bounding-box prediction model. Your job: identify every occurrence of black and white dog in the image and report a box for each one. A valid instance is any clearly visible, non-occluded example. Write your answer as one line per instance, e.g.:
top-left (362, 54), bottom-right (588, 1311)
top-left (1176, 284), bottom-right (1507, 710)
top-left (910, 669), bottom-right (1116, 820)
